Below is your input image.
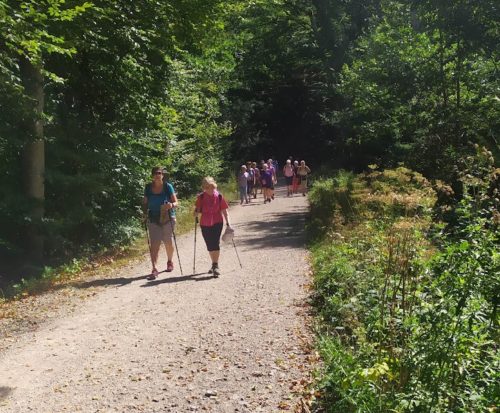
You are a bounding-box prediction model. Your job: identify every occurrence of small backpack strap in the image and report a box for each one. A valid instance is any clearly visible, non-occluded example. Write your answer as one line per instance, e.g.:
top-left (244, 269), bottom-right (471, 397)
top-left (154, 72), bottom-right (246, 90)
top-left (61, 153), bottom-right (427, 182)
top-left (163, 182), bottom-right (174, 201)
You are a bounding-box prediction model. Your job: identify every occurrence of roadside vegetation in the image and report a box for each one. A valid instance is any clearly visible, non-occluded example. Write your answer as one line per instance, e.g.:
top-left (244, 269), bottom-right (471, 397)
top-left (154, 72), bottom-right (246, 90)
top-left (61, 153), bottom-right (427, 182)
top-left (307, 149), bottom-right (499, 412)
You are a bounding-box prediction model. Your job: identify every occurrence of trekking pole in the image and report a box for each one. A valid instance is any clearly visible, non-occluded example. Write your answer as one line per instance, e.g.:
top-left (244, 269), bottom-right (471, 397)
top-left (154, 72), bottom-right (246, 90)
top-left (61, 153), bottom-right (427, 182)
top-left (232, 238), bottom-right (243, 269)
top-left (144, 217), bottom-right (154, 270)
top-left (193, 216), bottom-right (198, 274)
top-left (169, 213), bottom-right (183, 275)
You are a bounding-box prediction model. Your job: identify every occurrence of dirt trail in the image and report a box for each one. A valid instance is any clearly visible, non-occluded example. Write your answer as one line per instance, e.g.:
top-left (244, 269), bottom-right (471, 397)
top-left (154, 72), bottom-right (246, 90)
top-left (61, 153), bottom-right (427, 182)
top-left (0, 183), bottom-right (313, 413)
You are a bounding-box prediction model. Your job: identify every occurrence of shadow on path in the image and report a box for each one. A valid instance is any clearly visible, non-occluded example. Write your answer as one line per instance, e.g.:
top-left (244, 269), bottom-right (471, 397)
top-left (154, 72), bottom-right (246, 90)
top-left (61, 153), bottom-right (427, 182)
top-left (236, 207), bottom-right (307, 251)
top-left (0, 387), bottom-right (13, 402)
top-left (71, 273), bottom-right (154, 289)
top-left (140, 272), bottom-right (214, 287)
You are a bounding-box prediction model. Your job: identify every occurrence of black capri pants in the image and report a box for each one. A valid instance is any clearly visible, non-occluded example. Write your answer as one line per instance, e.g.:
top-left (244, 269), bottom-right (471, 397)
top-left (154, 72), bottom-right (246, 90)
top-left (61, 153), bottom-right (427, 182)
top-left (201, 222), bottom-right (224, 251)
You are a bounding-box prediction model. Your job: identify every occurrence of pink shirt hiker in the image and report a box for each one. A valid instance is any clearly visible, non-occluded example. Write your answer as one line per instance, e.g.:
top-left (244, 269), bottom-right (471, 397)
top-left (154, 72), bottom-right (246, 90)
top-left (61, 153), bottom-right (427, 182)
top-left (195, 190), bottom-right (229, 227)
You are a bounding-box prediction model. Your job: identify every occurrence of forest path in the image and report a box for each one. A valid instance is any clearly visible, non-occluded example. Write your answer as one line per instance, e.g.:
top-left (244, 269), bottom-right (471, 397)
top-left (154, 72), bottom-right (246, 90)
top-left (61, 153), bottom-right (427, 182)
top-left (0, 183), bottom-right (313, 412)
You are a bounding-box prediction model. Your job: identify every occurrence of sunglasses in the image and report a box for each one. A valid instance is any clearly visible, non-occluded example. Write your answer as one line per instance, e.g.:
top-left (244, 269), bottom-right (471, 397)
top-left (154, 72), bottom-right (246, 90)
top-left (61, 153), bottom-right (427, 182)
top-left (154, 171), bottom-right (163, 175)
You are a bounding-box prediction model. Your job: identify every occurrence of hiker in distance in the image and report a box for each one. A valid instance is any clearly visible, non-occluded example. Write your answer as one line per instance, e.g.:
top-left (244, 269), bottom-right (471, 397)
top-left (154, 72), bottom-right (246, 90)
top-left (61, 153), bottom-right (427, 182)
top-left (283, 159), bottom-right (295, 197)
top-left (194, 177), bottom-right (232, 277)
top-left (238, 165), bottom-right (250, 205)
top-left (143, 166), bottom-right (179, 280)
top-left (251, 161), bottom-right (260, 199)
top-left (297, 160), bottom-right (312, 196)
top-left (260, 163), bottom-right (274, 204)
top-left (292, 160), bottom-right (299, 194)
top-left (265, 159), bottom-right (277, 200)
top-left (246, 161), bottom-right (255, 202)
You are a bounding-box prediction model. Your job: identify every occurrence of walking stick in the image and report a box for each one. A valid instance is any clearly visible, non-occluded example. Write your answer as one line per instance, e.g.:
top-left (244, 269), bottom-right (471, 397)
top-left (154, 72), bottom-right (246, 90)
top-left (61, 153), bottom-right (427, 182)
top-left (144, 218), bottom-right (154, 271)
top-left (232, 238), bottom-right (243, 269)
top-left (169, 213), bottom-right (183, 275)
top-left (193, 217), bottom-right (198, 274)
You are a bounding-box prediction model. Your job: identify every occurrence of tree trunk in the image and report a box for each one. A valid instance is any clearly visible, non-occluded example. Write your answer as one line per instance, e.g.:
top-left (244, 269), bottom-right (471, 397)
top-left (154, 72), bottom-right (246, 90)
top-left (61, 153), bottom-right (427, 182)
top-left (19, 57), bottom-right (45, 262)
top-left (456, 42), bottom-right (461, 111)
top-left (438, 29), bottom-right (448, 109)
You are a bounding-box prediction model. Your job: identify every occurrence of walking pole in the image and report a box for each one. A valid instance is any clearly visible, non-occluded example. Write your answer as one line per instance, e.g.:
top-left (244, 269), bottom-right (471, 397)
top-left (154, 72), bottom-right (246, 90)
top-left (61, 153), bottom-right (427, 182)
top-left (193, 217), bottom-right (198, 274)
top-left (144, 218), bottom-right (154, 272)
top-left (232, 238), bottom-right (243, 269)
top-left (169, 213), bottom-right (183, 275)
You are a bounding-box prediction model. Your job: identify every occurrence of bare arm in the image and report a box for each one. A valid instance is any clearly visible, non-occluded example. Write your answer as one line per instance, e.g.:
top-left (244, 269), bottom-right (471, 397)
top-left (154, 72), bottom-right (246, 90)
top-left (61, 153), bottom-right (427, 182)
top-left (222, 209), bottom-right (230, 226)
top-left (167, 193), bottom-right (178, 209)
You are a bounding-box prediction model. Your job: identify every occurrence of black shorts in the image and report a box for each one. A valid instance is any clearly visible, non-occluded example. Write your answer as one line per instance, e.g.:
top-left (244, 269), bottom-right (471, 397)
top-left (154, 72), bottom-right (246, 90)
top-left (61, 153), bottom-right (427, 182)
top-left (201, 222), bottom-right (224, 251)
top-left (285, 176), bottom-right (293, 185)
top-left (262, 180), bottom-right (274, 189)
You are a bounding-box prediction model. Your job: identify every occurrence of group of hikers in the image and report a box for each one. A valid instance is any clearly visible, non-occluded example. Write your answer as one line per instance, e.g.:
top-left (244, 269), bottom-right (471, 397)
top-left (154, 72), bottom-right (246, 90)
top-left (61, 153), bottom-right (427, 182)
top-left (142, 158), bottom-right (311, 280)
top-left (238, 157), bottom-right (312, 204)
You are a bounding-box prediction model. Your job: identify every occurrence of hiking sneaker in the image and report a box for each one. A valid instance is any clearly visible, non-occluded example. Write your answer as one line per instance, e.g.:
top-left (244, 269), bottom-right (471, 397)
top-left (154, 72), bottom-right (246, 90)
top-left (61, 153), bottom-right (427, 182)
top-left (147, 269), bottom-right (159, 280)
top-left (166, 261), bottom-right (174, 272)
top-left (212, 265), bottom-right (220, 277)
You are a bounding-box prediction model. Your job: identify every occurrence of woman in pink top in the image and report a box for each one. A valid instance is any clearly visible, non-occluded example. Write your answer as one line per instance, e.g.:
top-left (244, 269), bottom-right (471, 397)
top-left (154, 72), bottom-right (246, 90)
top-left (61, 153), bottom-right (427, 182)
top-left (194, 177), bottom-right (232, 277)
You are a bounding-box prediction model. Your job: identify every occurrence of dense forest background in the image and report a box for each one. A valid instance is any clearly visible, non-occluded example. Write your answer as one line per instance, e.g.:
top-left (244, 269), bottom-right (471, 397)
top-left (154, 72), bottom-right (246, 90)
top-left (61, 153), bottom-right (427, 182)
top-left (0, 0), bottom-right (498, 277)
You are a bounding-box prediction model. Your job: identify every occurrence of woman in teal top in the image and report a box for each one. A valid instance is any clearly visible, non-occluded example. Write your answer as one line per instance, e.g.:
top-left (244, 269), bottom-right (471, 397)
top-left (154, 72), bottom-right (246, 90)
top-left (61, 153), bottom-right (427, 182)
top-left (142, 166), bottom-right (179, 279)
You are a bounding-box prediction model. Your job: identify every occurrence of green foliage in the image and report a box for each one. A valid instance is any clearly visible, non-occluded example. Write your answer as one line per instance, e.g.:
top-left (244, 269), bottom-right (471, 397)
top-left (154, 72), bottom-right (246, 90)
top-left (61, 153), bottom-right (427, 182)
top-left (4, 257), bottom-right (87, 299)
top-left (222, 0), bottom-right (498, 177)
top-left (0, 0), bottom-right (238, 276)
top-left (334, 1), bottom-right (499, 177)
top-left (160, 56), bottom-right (233, 195)
top-left (307, 170), bottom-right (356, 240)
top-left (309, 163), bottom-right (498, 412)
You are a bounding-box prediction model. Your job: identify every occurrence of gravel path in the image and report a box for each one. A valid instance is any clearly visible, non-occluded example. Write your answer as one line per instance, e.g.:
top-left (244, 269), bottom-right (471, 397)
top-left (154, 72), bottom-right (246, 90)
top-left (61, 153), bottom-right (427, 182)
top-left (0, 183), bottom-right (314, 413)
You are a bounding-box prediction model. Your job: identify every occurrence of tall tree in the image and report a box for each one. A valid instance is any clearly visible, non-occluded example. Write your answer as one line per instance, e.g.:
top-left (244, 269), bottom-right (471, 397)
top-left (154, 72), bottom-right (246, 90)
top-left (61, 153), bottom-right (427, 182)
top-left (0, 0), bottom-right (92, 262)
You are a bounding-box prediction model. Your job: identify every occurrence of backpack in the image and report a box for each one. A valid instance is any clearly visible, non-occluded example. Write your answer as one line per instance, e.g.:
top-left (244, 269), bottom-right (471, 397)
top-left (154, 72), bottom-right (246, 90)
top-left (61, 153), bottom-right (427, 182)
top-left (197, 192), bottom-right (222, 213)
top-left (247, 168), bottom-right (254, 182)
top-left (284, 164), bottom-right (294, 177)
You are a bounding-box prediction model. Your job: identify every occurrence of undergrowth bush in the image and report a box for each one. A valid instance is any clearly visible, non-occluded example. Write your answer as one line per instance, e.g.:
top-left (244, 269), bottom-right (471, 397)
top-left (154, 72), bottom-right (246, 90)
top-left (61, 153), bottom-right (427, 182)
top-left (309, 159), bottom-right (499, 412)
top-left (307, 171), bottom-right (356, 240)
